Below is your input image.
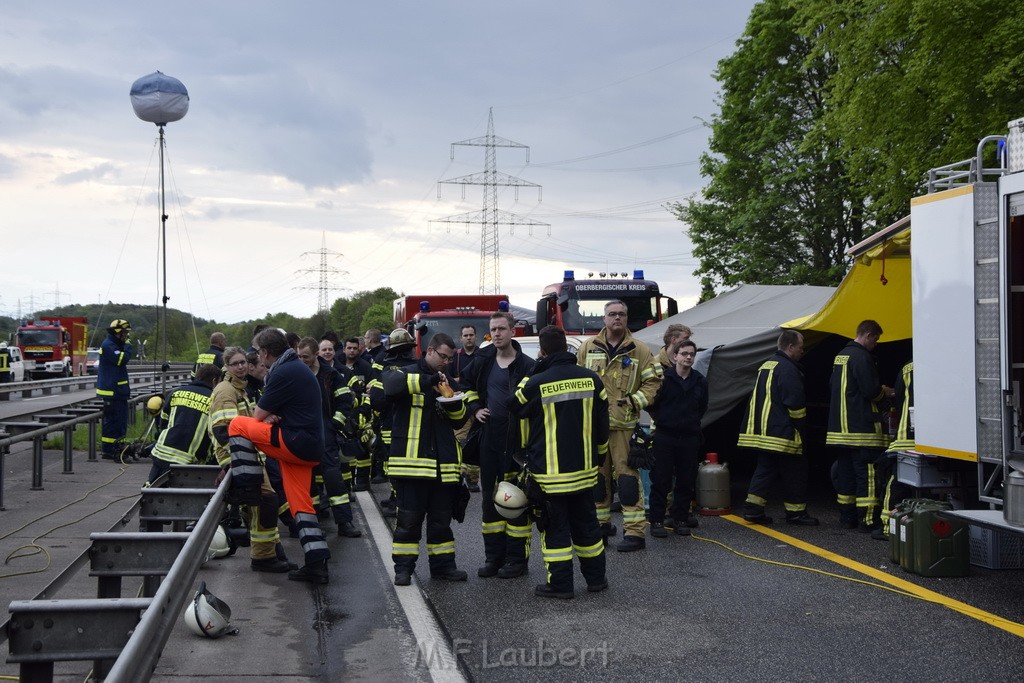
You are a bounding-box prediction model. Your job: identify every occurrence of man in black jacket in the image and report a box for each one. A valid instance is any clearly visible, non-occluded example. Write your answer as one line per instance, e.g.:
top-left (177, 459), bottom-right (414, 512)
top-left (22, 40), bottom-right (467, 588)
top-left (508, 325), bottom-right (610, 599)
top-left (647, 339), bottom-right (708, 538)
top-left (737, 330), bottom-right (817, 526)
top-left (463, 312), bottom-right (537, 579)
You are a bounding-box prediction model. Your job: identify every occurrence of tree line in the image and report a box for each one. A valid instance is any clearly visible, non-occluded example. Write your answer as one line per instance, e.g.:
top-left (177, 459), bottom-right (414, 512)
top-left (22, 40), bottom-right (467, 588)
top-left (1, 287), bottom-right (398, 361)
top-left (673, 0), bottom-right (1024, 299)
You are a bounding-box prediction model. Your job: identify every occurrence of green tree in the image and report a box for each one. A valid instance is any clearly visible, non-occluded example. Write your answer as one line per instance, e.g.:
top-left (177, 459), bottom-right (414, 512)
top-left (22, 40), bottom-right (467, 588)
top-left (330, 288), bottom-right (399, 336)
top-left (359, 303), bottom-right (394, 334)
top-left (671, 0), bottom-right (862, 293)
top-left (804, 0), bottom-right (1024, 223)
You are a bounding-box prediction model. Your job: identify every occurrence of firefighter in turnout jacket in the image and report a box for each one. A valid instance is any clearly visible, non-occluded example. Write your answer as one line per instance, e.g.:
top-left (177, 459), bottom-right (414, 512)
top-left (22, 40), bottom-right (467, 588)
top-left (367, 329), bottom-right (417, 515)
top-left (96, 319), bottom-right (134, 459)
top-left (146, 365), bottom-right (219, 485)
top-left (383, 333), bottom-right (469, 586)
top-left (878, 361), bottom-right (915, 538)
top-left (576, 300), bottom-right (662, 551)
top-left (827, 320), bottom-right (895, 532)
top-left (738, 330), bottom-right (818, 526)
top-left (509, 325), bottom-right (610, 598)
top-left (298, 337), bottom-right (362, 539)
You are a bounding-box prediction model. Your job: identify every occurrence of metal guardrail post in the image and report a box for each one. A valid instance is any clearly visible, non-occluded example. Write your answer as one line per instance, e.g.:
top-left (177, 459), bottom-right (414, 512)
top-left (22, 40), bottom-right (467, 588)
top-left (31, 436), bottom-right (44, 490)
top-left (0, 447), bottom-right (5, 511)
top-left (62, 425), bottom-right (74, 474)
top-left (88, 419), bottom-right (97, 462)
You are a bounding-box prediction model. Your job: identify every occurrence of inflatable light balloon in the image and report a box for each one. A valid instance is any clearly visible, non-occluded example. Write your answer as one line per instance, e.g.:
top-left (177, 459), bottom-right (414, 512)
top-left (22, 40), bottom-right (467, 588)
top-left (130, 71), bottom-right (189, 125)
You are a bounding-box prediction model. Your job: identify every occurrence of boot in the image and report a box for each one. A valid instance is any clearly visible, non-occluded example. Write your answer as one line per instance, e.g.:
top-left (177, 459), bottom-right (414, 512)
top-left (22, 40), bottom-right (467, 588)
top-left (394, 569), bottom-right (413, 586)
top-left (535, 583), bottom-right (574, 599)
top-left (496, 561), bottom-right (528, 578)
top-left (288, 560), bottom-right (328, 584)
top-left (251, 557), bottom-right (291, 573)
top-left (338, 521), bottom-right (362, 538)
top-left (616, 535), bottom-right (646, 553)
top-left (786, 513), bottom-right (820, 526)
top-left (431, 567), bottom-right (468, 581)
top-left (275, 544), bottom-right (298, 570)
top-left (478, 559), bottom-right (503, 578)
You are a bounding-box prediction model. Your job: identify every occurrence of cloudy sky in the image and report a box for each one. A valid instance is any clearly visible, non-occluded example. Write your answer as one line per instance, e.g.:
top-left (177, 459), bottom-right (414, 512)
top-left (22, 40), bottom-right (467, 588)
top-left (1, 1), bottom-right (758, 325)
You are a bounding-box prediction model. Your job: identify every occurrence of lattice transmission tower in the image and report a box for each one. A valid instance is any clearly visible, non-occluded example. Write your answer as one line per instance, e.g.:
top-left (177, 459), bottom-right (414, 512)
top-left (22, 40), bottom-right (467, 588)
top-left (296, 232), bottom-right (348, 313)
top-left (433, 108), bottom-right (549, 294)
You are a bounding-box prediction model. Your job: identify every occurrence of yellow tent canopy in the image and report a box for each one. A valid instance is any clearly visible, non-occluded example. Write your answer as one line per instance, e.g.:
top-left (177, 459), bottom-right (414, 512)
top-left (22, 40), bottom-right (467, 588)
top-left (783, 218), bottom-right (912, 341)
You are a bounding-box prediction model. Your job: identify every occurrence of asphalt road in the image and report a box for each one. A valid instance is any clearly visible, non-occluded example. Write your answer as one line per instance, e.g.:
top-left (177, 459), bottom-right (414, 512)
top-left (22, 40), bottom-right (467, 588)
top-left (3, 443), bottom-right (1024, 682)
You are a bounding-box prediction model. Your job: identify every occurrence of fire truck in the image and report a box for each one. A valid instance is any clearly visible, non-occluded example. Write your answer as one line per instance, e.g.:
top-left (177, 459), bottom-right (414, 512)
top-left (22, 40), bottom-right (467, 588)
top-left (393, 294), bottom-right (516, 357)
top-left (535, 270), bottom-right (678, 335)
top-left (898, 116), bottom-right (1024, 534)
top-left (13, 317), bottom-right (89, 378)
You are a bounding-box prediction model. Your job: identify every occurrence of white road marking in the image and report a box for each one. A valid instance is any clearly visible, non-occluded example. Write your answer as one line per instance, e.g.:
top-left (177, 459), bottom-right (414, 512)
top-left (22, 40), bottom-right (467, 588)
top-left (355, 490), bottom-right (467, 683)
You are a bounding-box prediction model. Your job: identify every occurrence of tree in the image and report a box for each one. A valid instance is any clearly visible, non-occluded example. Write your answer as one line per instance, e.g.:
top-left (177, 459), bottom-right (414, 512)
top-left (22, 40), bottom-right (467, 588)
top-left (671, 0), bottom-right (863, 293)
top-left (359, 303), bottom-right (394, 335)
top-left (804, 0), bottom-right (1024, 223)
top-left (330, 287), bottom-right (399, 336)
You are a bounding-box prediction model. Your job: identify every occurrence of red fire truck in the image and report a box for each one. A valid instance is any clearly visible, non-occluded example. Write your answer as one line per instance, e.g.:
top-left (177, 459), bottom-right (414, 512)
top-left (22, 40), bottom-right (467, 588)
top-left (535, 270), bottom-right (678, 335)
top-left (394, 294), bottom-right (517, 357)
top-left (14, 317), bottom-right (89, 378)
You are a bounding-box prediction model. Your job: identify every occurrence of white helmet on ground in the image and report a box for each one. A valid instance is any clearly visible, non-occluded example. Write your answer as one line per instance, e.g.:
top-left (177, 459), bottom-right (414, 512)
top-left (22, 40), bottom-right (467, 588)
top-left (183, 581), bottom-right (238, 638)
top-left (494, 480), bottom-right (529, 520)
top-left (207, 525), bottom-right (232, 560)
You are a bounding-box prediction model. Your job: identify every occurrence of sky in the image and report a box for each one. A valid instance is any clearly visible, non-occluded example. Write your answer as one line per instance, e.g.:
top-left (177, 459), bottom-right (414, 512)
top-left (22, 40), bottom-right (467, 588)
top-left (0, 1), bottom-right (759, 326)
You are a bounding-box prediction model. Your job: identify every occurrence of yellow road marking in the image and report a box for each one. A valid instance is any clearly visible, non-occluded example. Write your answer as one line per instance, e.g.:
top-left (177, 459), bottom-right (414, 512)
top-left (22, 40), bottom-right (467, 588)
top-left (722, 514), bottom-right (1024, 638)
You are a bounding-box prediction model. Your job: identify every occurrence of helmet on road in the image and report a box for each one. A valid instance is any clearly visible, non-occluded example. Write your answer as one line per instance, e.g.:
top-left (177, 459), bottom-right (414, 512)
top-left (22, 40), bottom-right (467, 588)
top-left (183, 581), bottom-right (238, 638)
top-left (108, 319), bottom-right (131, 333)
top-left (494, 480), bottom-right (529, 520)
top-left (146, 395), bottom-right (163, 416)
top-left (387, 328), bottom-right (415, 351)
top-left (207, 525), bottom-right (232, 560)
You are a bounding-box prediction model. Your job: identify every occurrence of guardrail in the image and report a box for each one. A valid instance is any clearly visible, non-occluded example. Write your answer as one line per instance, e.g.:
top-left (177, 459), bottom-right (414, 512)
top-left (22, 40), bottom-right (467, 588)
top-left (0, 364), bottom-right (193, 402)
top-left (0, 392), bottom-right (164, 510)
top-left (5, 464), bottom-right (226, 682)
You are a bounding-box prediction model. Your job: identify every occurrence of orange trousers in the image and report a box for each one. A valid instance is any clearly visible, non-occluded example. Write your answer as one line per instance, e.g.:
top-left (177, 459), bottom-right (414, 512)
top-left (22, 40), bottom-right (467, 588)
top-left (228, 417), bottom-right (316, 517)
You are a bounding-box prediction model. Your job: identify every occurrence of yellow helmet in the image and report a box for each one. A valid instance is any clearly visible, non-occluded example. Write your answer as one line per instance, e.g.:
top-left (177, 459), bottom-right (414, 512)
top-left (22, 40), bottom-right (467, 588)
top-left (146, 395), bottom-right (163, 416)
top-left (109, 319), bottom-right (131, 333)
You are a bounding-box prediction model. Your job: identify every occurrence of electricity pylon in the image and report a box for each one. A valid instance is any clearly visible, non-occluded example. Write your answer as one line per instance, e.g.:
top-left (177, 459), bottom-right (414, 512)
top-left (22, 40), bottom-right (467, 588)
top-left (297, 232), bottom-right (348, 313)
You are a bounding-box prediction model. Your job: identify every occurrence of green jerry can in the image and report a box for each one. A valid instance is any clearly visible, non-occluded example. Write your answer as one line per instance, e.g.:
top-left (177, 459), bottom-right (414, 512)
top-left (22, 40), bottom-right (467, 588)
top-left (896, 499), bottom-right (969, 577)
top-left (889, 499), bottom-right (919, 565)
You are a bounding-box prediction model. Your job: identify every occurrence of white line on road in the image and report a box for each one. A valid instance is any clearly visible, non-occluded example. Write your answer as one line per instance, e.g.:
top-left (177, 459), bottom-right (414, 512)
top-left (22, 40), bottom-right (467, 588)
top-left (355, 490), bottom-right (467, 683)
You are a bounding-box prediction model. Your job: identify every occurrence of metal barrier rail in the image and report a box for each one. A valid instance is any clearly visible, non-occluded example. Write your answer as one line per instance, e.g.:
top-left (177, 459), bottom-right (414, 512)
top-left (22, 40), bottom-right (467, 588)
top-left (0, 364), bottom-right (193, 402)
top-left (5, 464), bottom-right (226, 682)
top-left (0, 392), bottom-right (160, 510)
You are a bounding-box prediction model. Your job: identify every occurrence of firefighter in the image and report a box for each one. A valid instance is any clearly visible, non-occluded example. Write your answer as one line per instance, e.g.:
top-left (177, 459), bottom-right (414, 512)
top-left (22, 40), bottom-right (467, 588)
top-left (338, 337), bottom-right (376, 486)
top-left (366, 329), bottom-right (418, 515)
top-left (298, 337), bottom-right (362, 538)
top-left (577, 300), bottom-right (662, 551)
top-left (451, 324), bottom-right (482, 492)
top-left (463, 312), bottom-right (536, 579)
top-left (655, 323), bottom-right (692, 369)
top-left (96, 319), bottom-right (134, 460)
top-left (228, 328), bottom-right (331, 584)
top-left (192, 332), bottom-right (226, 377)
top-left (208, 347), bottom-right (294, 572)
top-left (383, 333), bottom-right (469, 586)
top-left (878, 360), bottom-right (915, 540)
top-left (146, 364), bottom-right (219, 484)
top-left (738, 330), bottom-right (818, 526)
top-left (508, 325), bottom-right (610, 599)
top-left (827, 320), bottom-right (895, 533)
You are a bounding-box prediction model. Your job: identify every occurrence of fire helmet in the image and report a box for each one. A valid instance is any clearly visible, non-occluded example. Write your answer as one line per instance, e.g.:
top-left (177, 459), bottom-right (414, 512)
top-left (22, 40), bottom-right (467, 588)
top-left (207, 525), bottom-right (232, 560)
top-left (108, 319), bottom-right (131, 334)
top-left (183, 581), bottom-right (238, 638)
top-left (387, 328), bottom-right (415, 351)
top-left (493, 480), bottom-right (529, 520)
top-left (146, 395), bottom-right (163, 416)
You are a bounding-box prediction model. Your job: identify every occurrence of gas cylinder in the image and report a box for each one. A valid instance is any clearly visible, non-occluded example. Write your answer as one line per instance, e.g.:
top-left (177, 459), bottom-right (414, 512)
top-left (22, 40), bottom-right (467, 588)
top-left (1003, 469), bottom-right (1024, 527)
top-left (697, 453), bottom-right (731, 515)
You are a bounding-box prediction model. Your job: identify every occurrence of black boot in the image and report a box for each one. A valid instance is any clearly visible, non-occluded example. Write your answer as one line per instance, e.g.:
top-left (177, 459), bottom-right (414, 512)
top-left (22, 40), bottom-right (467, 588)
top-left (338, 521), bottom-right (362, 538)
top-left (288, 560), bottom-right (328, 584)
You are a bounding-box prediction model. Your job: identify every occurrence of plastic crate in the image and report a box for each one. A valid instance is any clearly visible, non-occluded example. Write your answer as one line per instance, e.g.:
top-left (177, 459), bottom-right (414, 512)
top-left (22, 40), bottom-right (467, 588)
top-left (896, 453), bottom-right (955, 488)
top-left (968, 525), bottom-right (1024, 569)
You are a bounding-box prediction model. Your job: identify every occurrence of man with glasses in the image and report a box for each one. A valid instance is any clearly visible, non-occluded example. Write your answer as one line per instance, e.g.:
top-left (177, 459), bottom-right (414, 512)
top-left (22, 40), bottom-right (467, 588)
top-left (577, 300), bottom-right (662, 552)
top-left (647, 339), bottom-right (708, 538)
top-left (462, 312), bottom-right (536, 578)
top-left (382, 333), bottom-right (470, 586)
top-left (737, 330), bottom-right (818, 526)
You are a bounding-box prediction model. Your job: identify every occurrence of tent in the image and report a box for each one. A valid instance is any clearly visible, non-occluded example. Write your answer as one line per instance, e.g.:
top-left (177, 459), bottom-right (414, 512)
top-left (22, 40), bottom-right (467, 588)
top-left (633, 284), bottom-right (836, 424)
top-left (785, 217), bottom-right (912, 340)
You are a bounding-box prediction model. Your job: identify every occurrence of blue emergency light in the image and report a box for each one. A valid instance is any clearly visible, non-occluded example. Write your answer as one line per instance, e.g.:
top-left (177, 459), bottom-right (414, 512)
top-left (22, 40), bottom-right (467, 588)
top-left (498, 301), bottom-right (509, 312)
top-left (564, 270), bottom-right (574, 281)
top-left (633, 269), bottom-right (644, 280)
top-left (419, 301), bottom-right (430, 312)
